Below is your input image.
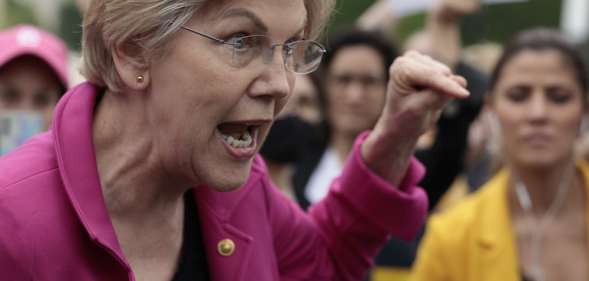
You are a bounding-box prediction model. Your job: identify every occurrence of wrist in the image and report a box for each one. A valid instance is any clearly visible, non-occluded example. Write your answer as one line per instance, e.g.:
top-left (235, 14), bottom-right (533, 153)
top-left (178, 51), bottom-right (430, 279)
top-left (361, 127), bottom-right (419, 185)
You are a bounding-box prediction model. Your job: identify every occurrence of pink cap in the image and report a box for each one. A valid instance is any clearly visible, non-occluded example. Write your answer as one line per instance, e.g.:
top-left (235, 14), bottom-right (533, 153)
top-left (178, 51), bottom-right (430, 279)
top-left (0, 25), bottom-right (69, 87)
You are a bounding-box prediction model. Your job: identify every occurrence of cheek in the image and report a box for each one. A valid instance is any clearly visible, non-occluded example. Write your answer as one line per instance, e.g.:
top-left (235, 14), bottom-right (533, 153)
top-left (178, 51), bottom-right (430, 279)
top-left (494, 108), bottom-right (520, 145)
top-left (367, 88), bottom-right (386, 112)
top-left (325, 89), bottom-right (340, 112)
top-left (558, 108), bottom-right (584, 138)
top-left (277, 74), bottom-right (295, 115)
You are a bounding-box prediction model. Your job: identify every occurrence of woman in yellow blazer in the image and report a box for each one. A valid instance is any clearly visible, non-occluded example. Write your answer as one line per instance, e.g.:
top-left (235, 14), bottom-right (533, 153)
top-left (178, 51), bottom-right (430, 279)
top-left (411, 28), bottom-right (589, 281)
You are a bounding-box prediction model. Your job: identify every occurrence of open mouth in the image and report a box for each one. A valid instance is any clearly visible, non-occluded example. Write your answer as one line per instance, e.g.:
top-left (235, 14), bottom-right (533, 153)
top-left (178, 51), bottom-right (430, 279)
top-left (217, 122), bottom-right (257, 149)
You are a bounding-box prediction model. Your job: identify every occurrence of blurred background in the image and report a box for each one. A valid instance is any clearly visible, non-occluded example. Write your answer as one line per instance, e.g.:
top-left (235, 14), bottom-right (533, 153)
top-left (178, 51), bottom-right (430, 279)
top-left (1, 1), bottom-right (589, 280)
top-left (0, 0), bottom-right (83, 49)
top-left (332, 0), bottom-right (588, 44)
top-left (0, 0), bottom-right (587, 83)
top-left (1, 0), bottom-right (588, 50)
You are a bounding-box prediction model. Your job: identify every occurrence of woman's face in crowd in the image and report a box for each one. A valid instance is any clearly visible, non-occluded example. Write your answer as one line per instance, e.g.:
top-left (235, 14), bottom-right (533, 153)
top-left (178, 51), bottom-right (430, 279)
top-left (281, 74), bottom-right (321, 124)
top-left (489, 49), bottom-right (585, 169)
top-left (326, 46), bottom-right (386, 137)
top-left (147, 0), bottom-right (305, 191)
top-left (0, 56), bottom-right (62, 128)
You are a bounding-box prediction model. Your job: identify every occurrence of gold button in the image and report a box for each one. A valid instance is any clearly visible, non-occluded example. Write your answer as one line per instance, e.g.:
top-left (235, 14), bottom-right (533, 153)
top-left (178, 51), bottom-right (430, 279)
top-left (217, 239), bottom-right (235, 256)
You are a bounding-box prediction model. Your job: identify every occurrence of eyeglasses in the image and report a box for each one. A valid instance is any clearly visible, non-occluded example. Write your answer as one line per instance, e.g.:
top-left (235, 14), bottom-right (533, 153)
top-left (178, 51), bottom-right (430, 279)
top-left (181, 27), bottom-right (326, 74)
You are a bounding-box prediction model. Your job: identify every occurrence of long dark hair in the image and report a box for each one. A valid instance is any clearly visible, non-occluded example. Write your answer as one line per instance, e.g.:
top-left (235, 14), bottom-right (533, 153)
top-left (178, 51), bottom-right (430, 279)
top-left (322, 28), bottom-right (398, 83)
top-left (489, 28), bottom-right (588, 98)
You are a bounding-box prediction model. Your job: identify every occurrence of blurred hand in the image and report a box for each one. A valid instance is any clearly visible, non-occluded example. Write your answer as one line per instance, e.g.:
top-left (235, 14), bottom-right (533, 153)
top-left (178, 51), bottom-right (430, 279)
top-left (357, 0), bottom-right (396, 32)
top-left (362, 51), bottom-right (469, 185)
top-left (433, 0), bottom-right (481, 21)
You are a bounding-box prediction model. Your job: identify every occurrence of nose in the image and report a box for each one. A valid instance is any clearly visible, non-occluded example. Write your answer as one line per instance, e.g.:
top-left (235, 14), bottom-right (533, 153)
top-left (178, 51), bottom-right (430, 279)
top-left (527, 92), bottom-right (549, 123)
top-left (21, 99), bottom-right (36, 110)
top-left (249, 48), bottom-right (291, 101)
top-left (343, 82), bottom-right (365, 104)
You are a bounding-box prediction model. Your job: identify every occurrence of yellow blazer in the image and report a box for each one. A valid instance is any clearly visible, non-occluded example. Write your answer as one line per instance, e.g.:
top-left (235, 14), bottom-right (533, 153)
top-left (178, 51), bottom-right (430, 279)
top-left (410, 161), bottom-right (589, 281)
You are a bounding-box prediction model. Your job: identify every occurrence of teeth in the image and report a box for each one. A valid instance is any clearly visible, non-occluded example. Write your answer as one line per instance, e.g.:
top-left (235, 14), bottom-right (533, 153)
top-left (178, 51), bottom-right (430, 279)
top-left (221, 130), bottom-right (253, 148)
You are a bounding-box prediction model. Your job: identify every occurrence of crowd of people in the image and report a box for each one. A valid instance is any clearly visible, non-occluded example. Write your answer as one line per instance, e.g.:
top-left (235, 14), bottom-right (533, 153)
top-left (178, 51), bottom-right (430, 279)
top-left (0, 0), bottom-right (588, 281)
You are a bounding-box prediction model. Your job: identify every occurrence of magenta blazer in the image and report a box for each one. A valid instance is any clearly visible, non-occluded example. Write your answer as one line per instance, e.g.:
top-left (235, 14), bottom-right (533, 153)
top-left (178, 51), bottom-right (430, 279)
top-left (0, 83), bottom-right (427, 281)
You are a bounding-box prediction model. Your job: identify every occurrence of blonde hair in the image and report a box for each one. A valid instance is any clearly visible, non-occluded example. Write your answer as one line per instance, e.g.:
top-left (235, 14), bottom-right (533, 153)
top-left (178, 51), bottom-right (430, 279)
top-left (81, 0), bottom-right (334, 92)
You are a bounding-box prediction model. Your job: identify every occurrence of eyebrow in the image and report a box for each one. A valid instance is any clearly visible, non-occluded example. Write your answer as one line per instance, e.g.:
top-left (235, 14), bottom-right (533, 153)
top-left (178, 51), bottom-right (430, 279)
top-left (220, 7), bottom-right (307, 39)
top-left (221, 8), bottom-right (268, 33)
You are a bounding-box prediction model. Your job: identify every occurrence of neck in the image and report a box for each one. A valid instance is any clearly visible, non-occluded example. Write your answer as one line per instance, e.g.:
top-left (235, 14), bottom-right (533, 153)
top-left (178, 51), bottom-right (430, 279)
top-left (509, 159), bottom-right (580, 215)
top-left (329, 130), bottom-right (357, 163)
top-left (93, 90), bottom-right (189, 223)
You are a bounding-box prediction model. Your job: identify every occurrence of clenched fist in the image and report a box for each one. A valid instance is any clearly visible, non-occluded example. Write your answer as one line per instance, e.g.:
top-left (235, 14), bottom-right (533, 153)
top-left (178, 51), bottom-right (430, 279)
top-left (362, 51), bottom-right (469, 185)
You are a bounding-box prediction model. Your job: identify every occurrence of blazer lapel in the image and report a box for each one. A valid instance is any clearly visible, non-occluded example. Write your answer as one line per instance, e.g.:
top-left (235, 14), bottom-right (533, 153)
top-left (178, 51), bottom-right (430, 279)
top-left (476, 170), bottom-right (521, 281)
top-left (193, 174), bottom-right (259, 281)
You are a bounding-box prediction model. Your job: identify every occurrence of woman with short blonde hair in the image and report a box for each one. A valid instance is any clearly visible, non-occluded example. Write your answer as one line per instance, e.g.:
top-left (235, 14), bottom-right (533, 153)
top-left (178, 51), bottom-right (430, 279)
top-left (0, 0), bottom-right (469, 280)
top-left (81, 0), bottom-right (332, 92)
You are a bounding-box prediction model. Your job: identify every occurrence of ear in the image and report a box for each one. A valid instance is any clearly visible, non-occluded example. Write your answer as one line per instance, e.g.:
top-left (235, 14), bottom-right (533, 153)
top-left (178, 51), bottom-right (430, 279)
top-left (112, 44), bottom-right (150, 91)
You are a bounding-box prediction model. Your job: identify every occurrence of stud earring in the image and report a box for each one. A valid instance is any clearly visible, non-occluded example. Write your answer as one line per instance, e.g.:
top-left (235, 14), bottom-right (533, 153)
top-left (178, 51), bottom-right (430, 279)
top-left (136, 75), bottom-right (144, 83)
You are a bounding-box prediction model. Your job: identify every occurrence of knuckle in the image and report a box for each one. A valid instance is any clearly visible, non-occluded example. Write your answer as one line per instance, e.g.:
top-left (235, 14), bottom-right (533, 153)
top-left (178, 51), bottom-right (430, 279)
top-left (390, 57), bottom-right (409, 74)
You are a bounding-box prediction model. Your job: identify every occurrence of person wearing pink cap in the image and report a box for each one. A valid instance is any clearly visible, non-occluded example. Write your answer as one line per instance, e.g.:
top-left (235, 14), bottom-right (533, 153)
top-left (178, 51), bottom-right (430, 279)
top-left (0, 24), bottom-right (69, 136)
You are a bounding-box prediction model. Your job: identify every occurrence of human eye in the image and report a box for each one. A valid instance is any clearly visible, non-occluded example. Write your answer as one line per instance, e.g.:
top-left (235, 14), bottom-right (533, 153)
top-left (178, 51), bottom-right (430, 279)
top-left (546, 86), bottom-right (573, 104)
top-left (224, 32), bottom-right (251, 50)
top-left (0, 87), bottom-right (21, 105)
top-left (33, 91), bottom-right (54, 108)
top-left (286, 34), bottom-right (305, 47)
top-left (332, 74), bottom-right (352, 86)
top-left (285, 35), bottom-right (304, 45)
top-left (363, 75), bottom-right (384, 87)
top-left (505, 85), bottom-right (530, 103)
top-left (297, 95), bottom-right (314, 107)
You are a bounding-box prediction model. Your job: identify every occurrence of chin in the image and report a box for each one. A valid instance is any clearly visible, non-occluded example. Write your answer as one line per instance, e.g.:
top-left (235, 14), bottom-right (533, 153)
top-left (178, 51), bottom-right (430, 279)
top-left (517, 153), bottom-right (567, 170)
top-left (200, 163), bottom-right (253, 192)
top-left (210, 180), bottom-right (247, 192)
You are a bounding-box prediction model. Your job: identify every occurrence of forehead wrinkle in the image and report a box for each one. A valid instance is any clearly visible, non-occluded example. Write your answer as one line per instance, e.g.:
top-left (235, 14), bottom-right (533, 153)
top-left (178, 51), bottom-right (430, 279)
top-left (203, 1), bottom-right (307, 37)
top-left (219, 8), bottom-right (268, 33)
top-left (196, 4), bottom-right (269, 31)
top-left (288, 6), bottom-right (308, 38)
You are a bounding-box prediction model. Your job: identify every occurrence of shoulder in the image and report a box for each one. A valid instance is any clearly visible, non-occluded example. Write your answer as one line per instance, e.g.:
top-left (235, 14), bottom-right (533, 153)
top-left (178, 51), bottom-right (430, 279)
top-left (0, 130), bottom-right (68, 239)
top-left (0, 133), bottom-right (62, 276)
top-left (426, 171), bottom-right (508, 243)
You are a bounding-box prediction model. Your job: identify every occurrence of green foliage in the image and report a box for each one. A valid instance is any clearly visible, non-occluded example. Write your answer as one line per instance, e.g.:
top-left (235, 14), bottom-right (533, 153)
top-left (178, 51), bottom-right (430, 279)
top-left (323, 0), bottom-right (376, 41)
top-left (58, 2), bottom-right (83, 51)
top-left (329, 0), bottom-right (375, 29)
top-left (394, 13), bottom-right (427, 45)
top-left (1, 0), bottom-right (37, 28)
top-left (326, 0), bottom-right (563, 46)
top-left (460, 0), bottom-right (563, 45)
